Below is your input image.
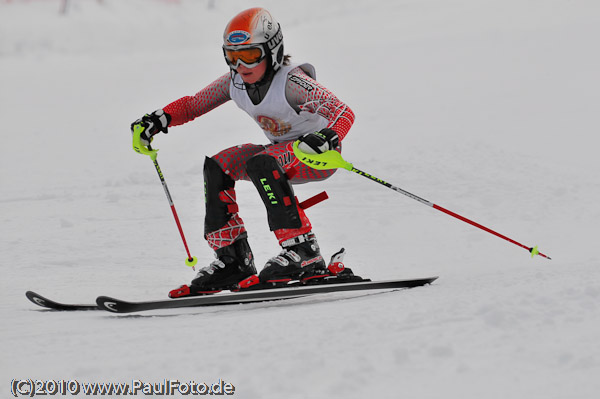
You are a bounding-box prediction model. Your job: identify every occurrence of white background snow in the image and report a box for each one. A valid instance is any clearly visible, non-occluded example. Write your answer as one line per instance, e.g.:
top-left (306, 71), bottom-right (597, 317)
top-left (1, 0), bottom-right (599, 398)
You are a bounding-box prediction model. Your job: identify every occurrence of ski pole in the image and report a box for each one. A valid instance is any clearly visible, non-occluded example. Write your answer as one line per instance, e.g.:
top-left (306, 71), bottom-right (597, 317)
top-left (292, 141), bottom-right (551, 260)
top-left (132, 125), bottom-right (198, 269)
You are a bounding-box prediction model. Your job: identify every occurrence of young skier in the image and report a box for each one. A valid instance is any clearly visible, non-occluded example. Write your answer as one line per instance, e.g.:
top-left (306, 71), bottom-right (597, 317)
top-left (131, 7), bottom-right (355, 295)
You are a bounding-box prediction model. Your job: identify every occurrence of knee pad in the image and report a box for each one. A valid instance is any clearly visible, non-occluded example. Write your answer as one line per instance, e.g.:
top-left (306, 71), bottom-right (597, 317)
top-left (204, 156), bottom-right (237, 235)
top-left (246, 154), bottom-right (302, 231)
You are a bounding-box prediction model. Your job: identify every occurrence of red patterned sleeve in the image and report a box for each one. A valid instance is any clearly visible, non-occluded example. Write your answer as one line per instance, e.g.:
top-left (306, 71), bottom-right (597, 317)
top-left (163, 73), bottom-right (232, 127)
top-left (285, 67), bottom-right (355, 140)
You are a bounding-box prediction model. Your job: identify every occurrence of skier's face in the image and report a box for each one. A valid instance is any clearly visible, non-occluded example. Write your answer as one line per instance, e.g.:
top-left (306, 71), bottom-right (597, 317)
top-left (236, 59), bottom-right (267, 84)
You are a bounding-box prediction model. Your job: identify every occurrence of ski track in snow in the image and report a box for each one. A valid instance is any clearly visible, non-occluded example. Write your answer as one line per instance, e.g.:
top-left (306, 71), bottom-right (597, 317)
top-left (1, 0), bottom-right (599, 398)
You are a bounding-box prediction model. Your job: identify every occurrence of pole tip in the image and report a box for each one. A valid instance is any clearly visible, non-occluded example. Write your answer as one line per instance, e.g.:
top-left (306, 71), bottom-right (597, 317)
top-left (530, 246), bottom-right (539, 258)
top-left (530, 246), bottom-right (551, 260)
top-left (186, 256), bottom-right (198, 268)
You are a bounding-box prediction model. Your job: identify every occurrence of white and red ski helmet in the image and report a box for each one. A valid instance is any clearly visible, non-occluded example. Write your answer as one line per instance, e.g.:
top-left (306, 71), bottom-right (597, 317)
top-left (222, 8), bottom-right (284, 73)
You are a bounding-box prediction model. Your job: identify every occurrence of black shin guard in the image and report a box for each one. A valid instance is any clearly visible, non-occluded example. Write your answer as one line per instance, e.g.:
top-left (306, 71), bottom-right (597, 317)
top-left (246, 154), bottom-right (301, 231)
top-left (203, 156), bottom-right (237, 235)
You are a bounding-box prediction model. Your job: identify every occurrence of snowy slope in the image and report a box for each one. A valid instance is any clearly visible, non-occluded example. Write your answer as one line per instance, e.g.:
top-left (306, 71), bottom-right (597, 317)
top-left (1, 0), bottom-right (600, 398)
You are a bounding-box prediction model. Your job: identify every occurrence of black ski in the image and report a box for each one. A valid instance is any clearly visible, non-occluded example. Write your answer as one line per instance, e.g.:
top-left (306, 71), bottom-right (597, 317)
top-left (26, 291), bottom-right (99, 311)
top-left (96, 277), bottom-right (438, 314)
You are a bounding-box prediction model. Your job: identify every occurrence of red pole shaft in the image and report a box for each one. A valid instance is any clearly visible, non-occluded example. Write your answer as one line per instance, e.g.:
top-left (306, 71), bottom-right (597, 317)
top-left (170, 204), bottom-right (193, 261)
top-left (350, 166), bottom-right (551, 260)
top-left (433, 204), bottom-right (551, 259)
top-left (147, 144), bottom-right (195, 264)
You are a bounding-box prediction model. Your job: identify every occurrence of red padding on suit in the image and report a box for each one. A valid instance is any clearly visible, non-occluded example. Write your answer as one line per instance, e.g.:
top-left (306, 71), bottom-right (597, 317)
top-left (285, 167), bottom-right (298, 180)
top-left (299, 191), bottom-right (329, 210)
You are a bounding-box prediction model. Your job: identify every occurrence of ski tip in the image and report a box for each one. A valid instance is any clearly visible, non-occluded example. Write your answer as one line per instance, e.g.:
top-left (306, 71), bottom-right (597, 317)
top-left (96, 296), bottom-right (123, 313)
top-left (25, 291), bottom-right (57, 309)
top-left (26, 291), bottom-right (99, 311)
top-left (25, 291), bottom-right (46, 307)
top-left (426, 276), bottom-right (439, 284)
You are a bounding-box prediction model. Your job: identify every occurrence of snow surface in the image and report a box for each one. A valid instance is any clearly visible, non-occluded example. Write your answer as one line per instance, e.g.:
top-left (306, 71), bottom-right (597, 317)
top-left (1, 0), bottom-right (600, 398)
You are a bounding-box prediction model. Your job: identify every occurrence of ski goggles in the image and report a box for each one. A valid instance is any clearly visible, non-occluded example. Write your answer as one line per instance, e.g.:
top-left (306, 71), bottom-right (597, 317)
top-left (223, 45), bottom-right (266, 68)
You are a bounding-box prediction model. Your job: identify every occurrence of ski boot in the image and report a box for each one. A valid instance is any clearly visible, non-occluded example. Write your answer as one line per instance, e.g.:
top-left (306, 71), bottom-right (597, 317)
top-left (169, 235), bottom-right (256, 298)
top-left (258, 232), bottom-right (328, 285)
